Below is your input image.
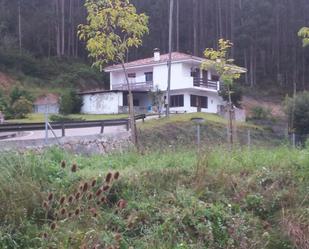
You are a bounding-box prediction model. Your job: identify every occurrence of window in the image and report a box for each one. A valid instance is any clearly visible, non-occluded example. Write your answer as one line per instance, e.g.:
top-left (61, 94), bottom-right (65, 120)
top-left (170, 95), bottom-right (184, 107)
top-left (145, 72), bottom-right (153, 82)
top-left (190, 95), bottom-right (208, 109)
top-left (128, 73), bottom-right (136, 78)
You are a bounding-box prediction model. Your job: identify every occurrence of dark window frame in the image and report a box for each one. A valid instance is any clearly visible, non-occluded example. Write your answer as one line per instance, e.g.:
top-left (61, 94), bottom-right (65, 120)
top-left (144, 72), bottom-right (153, 82)
top-left (128, 73), bottom-right (136, 78)
top-left (190, 95), bottom-right (208, 109)
top-left (170, 95), bottom-right (184, 107)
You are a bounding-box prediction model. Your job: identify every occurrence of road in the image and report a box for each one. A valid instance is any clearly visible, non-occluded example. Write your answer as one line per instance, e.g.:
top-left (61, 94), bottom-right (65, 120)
top-left (2, 125), bottom-right (128, 141)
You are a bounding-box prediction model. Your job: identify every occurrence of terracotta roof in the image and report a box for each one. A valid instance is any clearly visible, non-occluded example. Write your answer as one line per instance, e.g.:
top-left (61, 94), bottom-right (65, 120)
top-left (104, 52), bottom-right (247, 73)
top-left (105, 52), bottom-right (204, 71)
top-left (34, 93), bottom-right (59, 105)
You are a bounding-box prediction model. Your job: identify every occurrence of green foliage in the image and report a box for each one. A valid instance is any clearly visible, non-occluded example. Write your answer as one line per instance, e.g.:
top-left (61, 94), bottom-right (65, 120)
top-left (298, 27), bottom-right (309, 47)
top-left (202, 39), bottom-right (242, 89)
top-left (49, 114), bottom-right (85, 122)
top-left (284, 91), bottom-right (309, 134)
top-left (78, 0), bottom-right (149, 67)
top-left (219, 84), bottom-right (243, 108)
top-left (59, 89), bottom-right (83, 115)
top-left (11, 96), bottom-right (33, 119)
top-left (9, 86), bottom-right (33, 105)
top-left (250, 106), bottom-right (271, 120)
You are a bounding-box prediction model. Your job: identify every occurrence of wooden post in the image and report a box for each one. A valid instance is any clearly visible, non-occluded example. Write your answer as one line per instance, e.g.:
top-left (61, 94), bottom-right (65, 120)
top-left (100, 122), bottom-right (105, 134)
top-left (61, 122), bottom-right (65, 137)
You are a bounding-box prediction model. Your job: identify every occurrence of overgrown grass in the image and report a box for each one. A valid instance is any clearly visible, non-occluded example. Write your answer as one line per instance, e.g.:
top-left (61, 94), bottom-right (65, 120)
top-left (0, 145), bottom-right (308, 248)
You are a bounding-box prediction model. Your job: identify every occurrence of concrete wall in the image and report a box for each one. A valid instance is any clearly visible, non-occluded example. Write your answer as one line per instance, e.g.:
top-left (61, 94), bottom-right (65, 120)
top-left (0, 133), bottom-right (132, 156)
top-left (81, 92), bottom-right (123, 114)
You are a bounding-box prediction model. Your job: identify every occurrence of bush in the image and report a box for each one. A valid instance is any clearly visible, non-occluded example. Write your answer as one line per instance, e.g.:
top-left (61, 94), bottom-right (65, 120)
top-left (59, 90), bottom-right (83, 115)
top-left (11, 96), bottom-right (33, 118)
top-left (250, 106), bottom-right (271, 120)
top-left (284, 91), bottom-right (309, 135)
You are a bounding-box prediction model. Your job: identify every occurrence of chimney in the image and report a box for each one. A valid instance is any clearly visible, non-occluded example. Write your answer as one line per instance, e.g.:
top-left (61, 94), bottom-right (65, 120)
top-left (153, 48), bottom-right (160, 61)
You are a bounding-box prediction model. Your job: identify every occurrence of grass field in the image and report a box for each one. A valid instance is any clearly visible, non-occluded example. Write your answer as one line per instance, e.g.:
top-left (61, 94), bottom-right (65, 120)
top-left (0, 145), bottom-right (307, 248)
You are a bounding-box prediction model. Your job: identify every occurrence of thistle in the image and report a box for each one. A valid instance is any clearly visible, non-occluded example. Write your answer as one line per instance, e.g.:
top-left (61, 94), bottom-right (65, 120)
top-left (106, 172), bottom-right (112, 183)
top-left (71, 163), bottom-right (77, 173)
top-left (50, 222), bottom-right (57, 230)
top-left (117, 199), bottom-right (127, 209)
top-left (114, 171), bottom-right (120, 180)
top-left (96, 188), bottom-right (102, 196)
top-left (82, 182), bottom-right (89, 192)
top-left (60, 160), bottom-right (66, 168)
top-left (75, 192), bottom-right (81, 200)
top-left (42, 201), bottom-right (49, 210)
top-left (91, 179), bottom-right (97, 187)
top-left (59, 196), bottom-right (66, 205)
top-left (48, 192), bottom-right (54, 202)
top-left (102, 185), bottom-right (110, 191)
top-left (75, 208), bottom-right (80, 216)
top-left (68, 195), bottom-right (74, 204)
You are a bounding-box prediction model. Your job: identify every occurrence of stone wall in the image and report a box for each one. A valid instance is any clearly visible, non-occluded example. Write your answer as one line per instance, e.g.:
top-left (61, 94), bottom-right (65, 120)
top-left (0, 132), bottom-right (132, 155)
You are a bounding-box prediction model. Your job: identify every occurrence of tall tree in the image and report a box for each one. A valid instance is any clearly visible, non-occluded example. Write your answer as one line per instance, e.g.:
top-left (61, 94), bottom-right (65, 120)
top-left (78, 0), bottom-right (148, 147)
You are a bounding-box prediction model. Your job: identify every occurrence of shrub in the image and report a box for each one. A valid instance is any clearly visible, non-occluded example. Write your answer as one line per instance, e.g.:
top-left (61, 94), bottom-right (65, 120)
top-left (59, 89), bottom-right (83, 115)
top-left (284, 91), bottom-right (309, 135)
top-left (11, 96), bottom-right (33, 118)
top-left (250, 106), bottom-right (271, 120)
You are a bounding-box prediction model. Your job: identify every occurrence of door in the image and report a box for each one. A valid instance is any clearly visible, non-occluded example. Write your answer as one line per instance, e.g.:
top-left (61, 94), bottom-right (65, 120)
top-left (202, 70), bottom-right (208, 85)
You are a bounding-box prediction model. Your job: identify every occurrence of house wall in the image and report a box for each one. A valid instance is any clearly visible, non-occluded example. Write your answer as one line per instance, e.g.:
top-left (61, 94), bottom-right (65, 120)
top-left (169, 90), bottom-right (223, 114)
top-left (81, 92), bottom-right (123, 114)
top-left (111, 66), bottom-right (153, 89)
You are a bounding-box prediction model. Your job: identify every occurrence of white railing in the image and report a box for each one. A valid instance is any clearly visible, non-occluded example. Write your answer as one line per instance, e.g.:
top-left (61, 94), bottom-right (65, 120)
top-left (113, 81), bottom-right (153, 91)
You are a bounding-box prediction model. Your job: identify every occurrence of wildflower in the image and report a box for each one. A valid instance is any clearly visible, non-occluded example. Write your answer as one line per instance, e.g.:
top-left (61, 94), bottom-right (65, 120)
top-left (71, 163), bottom-right (77, 172)
top-left (106, 172), bottom-right (112, 183)
top-left (100, 196), bottom-right (106, 203)
top-left (60, 160), bottom-right (66, 168)
top-left (114, 171), bottom-right (120, 180)
top-left (68, 212), bottom-right (73, 218)
top-left (90, 208), bottom-right (97, 217)
top-left (42, 232), bottom-right (48, 239)
top-left (114, 233), bottom-right (122, 241)
top-left (59, 196), bottom-right (66, 205)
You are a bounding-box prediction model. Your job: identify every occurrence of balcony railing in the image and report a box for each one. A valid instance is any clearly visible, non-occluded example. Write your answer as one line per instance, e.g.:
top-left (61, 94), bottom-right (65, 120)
top-left (193, 78), bottom-right (219, 91)
top-left (113, 81), bottom-right (153, 91)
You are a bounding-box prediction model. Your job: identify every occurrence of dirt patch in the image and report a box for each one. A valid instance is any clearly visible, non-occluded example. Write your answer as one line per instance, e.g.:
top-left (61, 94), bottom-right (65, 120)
top-left (242, 95), bottom-right (285, 118)
top-left (0, 72), bottom-right (15, 90)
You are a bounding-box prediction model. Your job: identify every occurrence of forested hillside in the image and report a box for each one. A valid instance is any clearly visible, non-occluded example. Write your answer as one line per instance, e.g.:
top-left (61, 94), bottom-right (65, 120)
top-left (1, 0), bottom-right (309, 92)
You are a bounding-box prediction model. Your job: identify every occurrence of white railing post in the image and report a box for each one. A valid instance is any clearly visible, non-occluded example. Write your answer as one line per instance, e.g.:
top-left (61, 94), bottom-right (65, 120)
top-left (217, 81), bottom-right (220, 91)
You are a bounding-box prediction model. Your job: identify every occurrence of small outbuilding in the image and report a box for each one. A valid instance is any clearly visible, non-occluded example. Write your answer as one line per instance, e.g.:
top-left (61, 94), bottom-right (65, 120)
top-left (33, 93), bottom-right (60, 114)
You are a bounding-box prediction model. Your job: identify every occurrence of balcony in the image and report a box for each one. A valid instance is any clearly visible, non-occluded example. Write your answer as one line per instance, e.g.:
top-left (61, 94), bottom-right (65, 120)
top-left (113, 81), bottom-right (153, 91)
top-left (193, 78), bottom-right (219, 91)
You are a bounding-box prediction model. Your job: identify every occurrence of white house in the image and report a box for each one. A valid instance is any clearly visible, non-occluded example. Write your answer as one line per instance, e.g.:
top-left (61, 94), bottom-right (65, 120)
top-left (80, 49), bottom-right (246, 114)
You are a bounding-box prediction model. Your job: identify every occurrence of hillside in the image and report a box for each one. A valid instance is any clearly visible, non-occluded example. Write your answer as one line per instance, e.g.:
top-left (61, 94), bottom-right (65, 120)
top-left (0, 49), bottom-right (108, 96)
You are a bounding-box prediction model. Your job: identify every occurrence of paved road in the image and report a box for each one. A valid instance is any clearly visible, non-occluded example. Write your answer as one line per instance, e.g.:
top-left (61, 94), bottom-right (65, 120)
top-left (2, 125), bottom-right (128, 141)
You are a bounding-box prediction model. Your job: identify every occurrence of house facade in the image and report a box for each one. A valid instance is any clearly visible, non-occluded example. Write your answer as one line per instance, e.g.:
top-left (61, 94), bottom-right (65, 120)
top-left (80, 50), bottom-right (246, 115)
top-left (33, 93), bottom-right (60, 114)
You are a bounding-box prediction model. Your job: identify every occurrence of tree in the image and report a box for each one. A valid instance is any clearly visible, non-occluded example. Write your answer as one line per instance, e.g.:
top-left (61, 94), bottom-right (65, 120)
top-left (78, 0), bottom-right (148, 147)
top-left (149, 85), bottom-right (164, 117)
top-left (202, 39), bottom-right (241, 147)
top-left (298, 27), bottom-right (309, 47)
top-left (59, 89), bottom-right (83, 115)
top-left (285, 91), bottom-right (309, 135)
top-left (11, 96), bottom-right (32, 118)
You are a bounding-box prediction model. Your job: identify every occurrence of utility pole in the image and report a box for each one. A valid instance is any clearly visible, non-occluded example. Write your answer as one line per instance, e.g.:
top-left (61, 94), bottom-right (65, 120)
top-left (166, 0), bottom-right (174, 117)
top-left (18, 0), bottom-right (22, 54)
